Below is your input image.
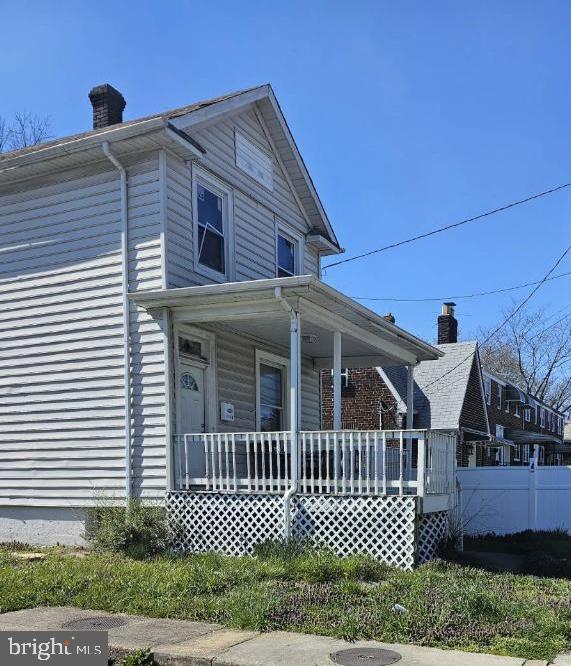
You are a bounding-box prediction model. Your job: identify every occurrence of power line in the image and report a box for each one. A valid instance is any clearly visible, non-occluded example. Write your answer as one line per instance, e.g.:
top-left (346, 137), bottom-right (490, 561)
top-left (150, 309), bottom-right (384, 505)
top-left (323, 181), bottom-right (571, 270)
top-left (421, 245), bottom-right (571, 391)
top-left (350, 270), bottom-right (571, 303)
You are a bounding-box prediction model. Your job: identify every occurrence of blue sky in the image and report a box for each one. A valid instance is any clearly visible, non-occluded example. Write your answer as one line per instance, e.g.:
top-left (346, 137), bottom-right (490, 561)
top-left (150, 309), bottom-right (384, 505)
top-left (2, 0), bottom-right (570, 342)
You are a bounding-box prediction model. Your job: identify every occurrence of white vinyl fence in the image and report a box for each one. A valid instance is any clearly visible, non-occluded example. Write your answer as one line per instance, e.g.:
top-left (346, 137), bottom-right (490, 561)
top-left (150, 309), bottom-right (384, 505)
top-left (457, 464), bottom-right (571, 535)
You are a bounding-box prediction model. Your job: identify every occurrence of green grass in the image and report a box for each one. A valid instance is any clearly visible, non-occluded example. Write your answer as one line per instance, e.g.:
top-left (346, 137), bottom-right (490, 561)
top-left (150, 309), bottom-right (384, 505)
top-left (0, 546), bottom-right (570, 661)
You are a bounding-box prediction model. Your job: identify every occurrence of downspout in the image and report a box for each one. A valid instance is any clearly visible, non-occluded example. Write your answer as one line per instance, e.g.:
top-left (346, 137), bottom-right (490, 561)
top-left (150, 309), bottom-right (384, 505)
top-left (275, 287), bottom-right (299, 538)
top-left (102, 142), bottom-right (132, 502)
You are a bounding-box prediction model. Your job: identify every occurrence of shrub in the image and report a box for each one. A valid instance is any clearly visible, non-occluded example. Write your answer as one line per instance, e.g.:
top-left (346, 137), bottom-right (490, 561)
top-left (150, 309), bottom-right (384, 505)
top-left (121, 650), bottom-right (156, 666)
top-left (85, 500), bottom-right (173, 558)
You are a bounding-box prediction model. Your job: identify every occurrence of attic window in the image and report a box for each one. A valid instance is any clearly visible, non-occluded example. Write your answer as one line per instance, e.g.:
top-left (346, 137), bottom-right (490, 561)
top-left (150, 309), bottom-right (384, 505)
top-left (235, 130), bottom-right (273, 190)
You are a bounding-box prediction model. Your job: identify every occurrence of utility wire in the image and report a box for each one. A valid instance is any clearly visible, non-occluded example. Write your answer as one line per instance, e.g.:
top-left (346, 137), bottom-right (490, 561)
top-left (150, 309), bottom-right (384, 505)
top-left (323, 181), bottom-right (571, 270)
top-left (350, 271), bottom-right (571, 303)
top-left (421, 246), bottom-right (571, 391)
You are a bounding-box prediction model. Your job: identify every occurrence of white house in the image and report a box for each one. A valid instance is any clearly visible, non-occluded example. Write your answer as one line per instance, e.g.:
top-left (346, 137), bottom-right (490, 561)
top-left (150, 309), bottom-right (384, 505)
top-left (0, 83), bottom-right (455, 567)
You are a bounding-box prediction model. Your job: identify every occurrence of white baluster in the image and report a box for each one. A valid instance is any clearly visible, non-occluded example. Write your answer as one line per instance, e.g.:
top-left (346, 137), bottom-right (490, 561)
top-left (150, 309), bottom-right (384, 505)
top-left (245, 434), bottom-right (252, 492)
top-left (231, 433), bottom-right (237, 492)
top-left (399, 431), bottom-right (404, 495)
top-left (382, 431), bottom-right (387, 494)
top-left (349, 432), bottom-right (355, 494)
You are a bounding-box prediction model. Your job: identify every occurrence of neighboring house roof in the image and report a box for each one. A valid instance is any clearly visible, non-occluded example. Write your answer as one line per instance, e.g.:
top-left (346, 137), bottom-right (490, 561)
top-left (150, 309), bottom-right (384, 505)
top-left (379, 341), bottom-right (483, 431)
top-left (0, 84), bottom-right (341, 251)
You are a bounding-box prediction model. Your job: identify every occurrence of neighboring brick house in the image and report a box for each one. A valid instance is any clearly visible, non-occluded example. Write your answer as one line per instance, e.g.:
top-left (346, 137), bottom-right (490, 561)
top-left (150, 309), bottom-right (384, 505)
top-left (321, 302), bottom-right (567, 467)
top-left (321, 304), bottom-right (491, 464)
top-left (482, 371), bottom-right (565, 466)
top-left (321, 368), bottom-right (402, 431)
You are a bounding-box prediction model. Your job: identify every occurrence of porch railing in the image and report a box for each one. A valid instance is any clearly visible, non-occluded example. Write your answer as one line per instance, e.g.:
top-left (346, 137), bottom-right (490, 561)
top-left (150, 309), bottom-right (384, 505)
top-left (173, 429), bottom-right (456, 497)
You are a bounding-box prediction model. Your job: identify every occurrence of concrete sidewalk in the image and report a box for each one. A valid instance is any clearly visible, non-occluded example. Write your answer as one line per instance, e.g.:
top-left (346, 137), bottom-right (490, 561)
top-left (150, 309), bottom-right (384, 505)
top-left (0, 607), bottom-right (548, 665)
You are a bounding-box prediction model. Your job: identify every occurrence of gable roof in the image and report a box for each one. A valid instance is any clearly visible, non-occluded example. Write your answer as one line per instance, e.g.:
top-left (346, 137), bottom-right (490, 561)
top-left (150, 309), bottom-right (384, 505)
top-left (0, 84), bottom-right (340, 250)
top-left (380, 341), bottom-right (484, 430)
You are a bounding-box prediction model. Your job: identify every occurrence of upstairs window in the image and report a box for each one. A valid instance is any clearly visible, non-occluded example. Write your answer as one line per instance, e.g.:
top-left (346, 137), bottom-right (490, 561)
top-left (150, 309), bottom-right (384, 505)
top-left (277, 234), bottom-right (295, 277)
top-left (540, 408), bottom-right (545, 428)
top-left (197, 184), bottom-right (224, 273)
top-left (276, 223), bottom-right (303, 278)
top-left (193, 168), bottom-right (233, 281)
top-left (497, 385), bottom-right (503, 410)
top-left (524, 407), bottom-right (531, 422)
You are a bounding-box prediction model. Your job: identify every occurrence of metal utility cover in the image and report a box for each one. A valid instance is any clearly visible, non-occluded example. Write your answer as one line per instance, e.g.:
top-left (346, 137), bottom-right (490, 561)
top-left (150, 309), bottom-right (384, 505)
top-left (63, 616), bottom-right (129, 631)
top-left (330, 647), bottom-right (402, 666)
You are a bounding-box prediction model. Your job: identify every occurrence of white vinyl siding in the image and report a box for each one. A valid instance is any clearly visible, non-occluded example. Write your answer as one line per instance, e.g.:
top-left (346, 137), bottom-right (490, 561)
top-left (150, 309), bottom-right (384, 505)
top-left (0, 155), bottom-right (167, 506)
top-left (205, 326), bottom-right (319, 432)
top-left (127, 157), bottom-right (167, 500)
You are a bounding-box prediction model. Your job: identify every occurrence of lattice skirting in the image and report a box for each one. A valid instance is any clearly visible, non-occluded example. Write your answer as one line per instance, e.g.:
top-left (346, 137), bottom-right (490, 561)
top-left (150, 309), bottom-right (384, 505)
top-left (293, 495), bottom-right (416, 569)
top-left (167, 492), bottom-right (418, 569)
top-left (168, 492), bottom-right (284, 556)
top-left (417, 510), bottom-right (450, 564)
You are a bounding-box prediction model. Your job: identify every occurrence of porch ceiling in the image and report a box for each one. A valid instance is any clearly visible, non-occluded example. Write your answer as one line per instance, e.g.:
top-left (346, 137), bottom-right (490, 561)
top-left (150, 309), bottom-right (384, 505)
top-left (129, 275), bottom-right (442, 367)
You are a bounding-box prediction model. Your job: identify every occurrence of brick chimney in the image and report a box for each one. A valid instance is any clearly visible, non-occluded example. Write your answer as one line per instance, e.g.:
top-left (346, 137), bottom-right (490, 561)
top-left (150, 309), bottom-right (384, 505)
top-left (88, 84), bottom-right (126, 129)
top-left (437, 302), bottom-right (458, 344)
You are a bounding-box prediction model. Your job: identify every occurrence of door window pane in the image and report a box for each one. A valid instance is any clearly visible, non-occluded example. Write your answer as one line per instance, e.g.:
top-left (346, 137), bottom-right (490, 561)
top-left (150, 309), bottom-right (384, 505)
top-left (277, 234), bottom-right (295, 277)
top-left (197, 184), bottom-right (225, 273)
top-left (261, 406), bottom-right (281, 431)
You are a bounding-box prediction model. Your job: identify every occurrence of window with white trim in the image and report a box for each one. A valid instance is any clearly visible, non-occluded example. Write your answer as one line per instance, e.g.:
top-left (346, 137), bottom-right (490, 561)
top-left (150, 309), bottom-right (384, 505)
top-left (524, 407), bottom-right (531, 422)
top-left (495, 424), bottom-right (504, 439)
top-left (513, 446), bottom-right (521, 462)
top-left (514, 403), bottom-right (521, 417)
top-left (330, 368), bottom-right (349, 389)
top-left (540, 408), bottom-right (545, 428)
top-left (193, 169), bottom-right (233, 281)
top-left (497, 384), bottom-right (503, 410)
top-left (484, 377), bottom-right (491, 405)
top-left (523, 444), bottom-right (530, 463)
top-left (495, 446), bottom-right (506, 465)
top-left (256, 351), bottom-right (289, 432)
top-left (276, 224), bottom-right (303, 278)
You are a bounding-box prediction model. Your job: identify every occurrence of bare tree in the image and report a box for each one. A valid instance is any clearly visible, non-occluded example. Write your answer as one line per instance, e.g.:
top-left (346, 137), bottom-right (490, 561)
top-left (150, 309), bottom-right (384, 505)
top-left (0, 117), bottom-right (9, 153)
top-left (479, 304), bottom-right (571, 414)
top-left (0, 112), bottom-right (51, 153)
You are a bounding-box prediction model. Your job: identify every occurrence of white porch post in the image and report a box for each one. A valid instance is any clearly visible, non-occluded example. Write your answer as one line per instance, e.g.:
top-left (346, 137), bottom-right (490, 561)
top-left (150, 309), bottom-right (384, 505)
top-left (406, 364), bottom-right (415, 478)
top-left (289, 310), bottom-right (301, 484)
top-left (283, 309), bottom-right (300, 539)
top-left (333, 331), bottom-right (342, 430)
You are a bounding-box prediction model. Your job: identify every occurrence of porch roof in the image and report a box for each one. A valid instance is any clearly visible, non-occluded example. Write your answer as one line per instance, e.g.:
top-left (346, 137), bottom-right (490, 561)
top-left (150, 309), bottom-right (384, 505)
top-left (130, 275), bottom-right (442, 367)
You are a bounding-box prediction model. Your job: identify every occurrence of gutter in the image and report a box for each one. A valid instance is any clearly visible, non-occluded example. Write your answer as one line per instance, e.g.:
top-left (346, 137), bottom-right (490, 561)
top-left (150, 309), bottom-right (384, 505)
top-left (275, 287), bottom-right (300, 538)
top-left (101, 142), bottom-right (132, 502)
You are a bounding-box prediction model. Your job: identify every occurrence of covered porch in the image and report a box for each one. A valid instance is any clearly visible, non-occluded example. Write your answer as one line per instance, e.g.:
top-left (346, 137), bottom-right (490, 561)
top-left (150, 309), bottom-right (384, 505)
top-left (131, 276), bottom-right (452, 503)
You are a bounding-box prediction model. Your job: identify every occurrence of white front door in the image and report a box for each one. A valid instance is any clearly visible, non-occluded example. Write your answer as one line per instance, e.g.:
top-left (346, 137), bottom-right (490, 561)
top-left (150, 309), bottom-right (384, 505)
top-left (178, 362), bottom-right (206, 434)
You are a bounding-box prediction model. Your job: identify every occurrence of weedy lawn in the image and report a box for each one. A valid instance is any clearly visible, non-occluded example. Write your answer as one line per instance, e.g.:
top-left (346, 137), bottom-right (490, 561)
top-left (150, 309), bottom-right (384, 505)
top-left (0, 545), bottom-right (569, 661)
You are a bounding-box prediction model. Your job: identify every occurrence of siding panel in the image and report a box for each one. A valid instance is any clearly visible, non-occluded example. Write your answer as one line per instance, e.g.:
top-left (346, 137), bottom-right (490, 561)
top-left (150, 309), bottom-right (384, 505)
top-left (0, 156), bottom-right (167, 506)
